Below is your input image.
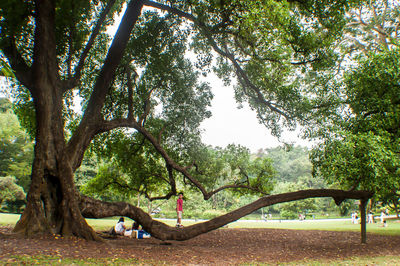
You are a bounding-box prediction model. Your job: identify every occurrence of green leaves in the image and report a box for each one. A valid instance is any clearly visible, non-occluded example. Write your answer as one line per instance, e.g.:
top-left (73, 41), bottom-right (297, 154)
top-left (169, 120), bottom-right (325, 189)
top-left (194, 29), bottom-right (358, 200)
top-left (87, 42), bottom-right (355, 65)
top-left (310, 49), bottom-right (400, 204)
top-left (0, 98), bottom-right (33, 190)
top-left (0, 176), bottom-right (26, 212)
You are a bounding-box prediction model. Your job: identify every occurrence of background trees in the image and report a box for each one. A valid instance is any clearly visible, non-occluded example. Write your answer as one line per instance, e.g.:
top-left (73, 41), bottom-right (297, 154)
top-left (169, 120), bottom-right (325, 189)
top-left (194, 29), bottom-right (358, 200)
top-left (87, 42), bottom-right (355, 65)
top-left (0, 98), bottom-right (33, 212)
top-left (310, 50), bottom-right (400, 215)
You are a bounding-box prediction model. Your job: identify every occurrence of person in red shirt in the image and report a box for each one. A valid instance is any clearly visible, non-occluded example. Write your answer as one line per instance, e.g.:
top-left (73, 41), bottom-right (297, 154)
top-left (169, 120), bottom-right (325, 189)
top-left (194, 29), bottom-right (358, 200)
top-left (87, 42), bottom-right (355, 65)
top-left (176, 192), bottom-right (184, 228)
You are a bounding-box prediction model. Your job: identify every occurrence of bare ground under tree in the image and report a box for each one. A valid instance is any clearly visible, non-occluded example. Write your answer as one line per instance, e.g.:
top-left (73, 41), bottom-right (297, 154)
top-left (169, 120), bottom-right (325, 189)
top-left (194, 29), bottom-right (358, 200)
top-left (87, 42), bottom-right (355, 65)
top-left (1, 226), bottom-right (400, 265)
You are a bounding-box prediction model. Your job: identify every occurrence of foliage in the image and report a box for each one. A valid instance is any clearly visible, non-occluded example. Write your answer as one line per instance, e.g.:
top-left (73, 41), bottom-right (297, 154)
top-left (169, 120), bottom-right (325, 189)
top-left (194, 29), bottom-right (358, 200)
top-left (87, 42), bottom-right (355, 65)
top-left (83, 143), bottom-right (276, 205)
top-left (310, 49), bottom-right (400, 211)
top-left (0, 97), bottom-right (33, 192)
top-left (305, 0), bottom-right (400, 215)
top-left (0, 56), bottom-right (15, 78)
top-left (258, 146), bottom-right (313, 183)
top-left (74, 152), bottom-right (98, 191)
top-left (0, 176), bottom-right (26, 212)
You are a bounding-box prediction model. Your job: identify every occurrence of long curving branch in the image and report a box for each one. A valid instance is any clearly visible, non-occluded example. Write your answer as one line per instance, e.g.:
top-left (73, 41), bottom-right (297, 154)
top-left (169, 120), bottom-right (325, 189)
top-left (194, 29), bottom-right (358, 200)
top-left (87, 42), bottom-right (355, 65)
top-left (99, 116), bottom-right (281, 199)
top-left (80, 189), bottom-right (373, 241)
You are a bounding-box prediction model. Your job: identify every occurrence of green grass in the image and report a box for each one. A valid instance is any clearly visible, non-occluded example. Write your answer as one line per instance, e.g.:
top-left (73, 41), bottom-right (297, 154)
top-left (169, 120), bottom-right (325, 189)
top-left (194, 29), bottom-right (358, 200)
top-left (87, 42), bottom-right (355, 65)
top-left (0, 213), bottom-right (20, 226)
top-left (2, 213), bottom-right (399, 236)
top-left (3, 254), bottom-right (400, 265)
top-left (277, 255), bottom-right (400, 266)
top-left (228, 219), bottom-right (400, 236)
top-left (2, 213), bottom-right (399, 235)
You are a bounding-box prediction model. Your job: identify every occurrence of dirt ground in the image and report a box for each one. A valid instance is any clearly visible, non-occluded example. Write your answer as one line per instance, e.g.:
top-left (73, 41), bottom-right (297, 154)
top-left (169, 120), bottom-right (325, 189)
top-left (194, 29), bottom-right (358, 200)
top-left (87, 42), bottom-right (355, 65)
top-left (1, 226), bottom-right (400, 265)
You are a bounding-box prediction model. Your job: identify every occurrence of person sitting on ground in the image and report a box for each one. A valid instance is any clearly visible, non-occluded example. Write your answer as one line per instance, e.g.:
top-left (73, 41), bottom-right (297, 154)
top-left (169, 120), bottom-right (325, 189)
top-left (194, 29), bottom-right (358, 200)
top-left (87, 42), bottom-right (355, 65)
top-left (114, 217), bottom-right (127, 236)
top-left (132, 221), bottom-right (140, 230)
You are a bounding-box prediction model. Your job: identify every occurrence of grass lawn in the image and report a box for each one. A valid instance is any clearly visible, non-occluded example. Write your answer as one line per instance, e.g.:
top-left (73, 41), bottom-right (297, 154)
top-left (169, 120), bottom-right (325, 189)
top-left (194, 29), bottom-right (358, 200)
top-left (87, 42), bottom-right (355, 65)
top-left (1, 213), bottom-right (399, 236)
top-left (228, 218), bottom-right (400, 236)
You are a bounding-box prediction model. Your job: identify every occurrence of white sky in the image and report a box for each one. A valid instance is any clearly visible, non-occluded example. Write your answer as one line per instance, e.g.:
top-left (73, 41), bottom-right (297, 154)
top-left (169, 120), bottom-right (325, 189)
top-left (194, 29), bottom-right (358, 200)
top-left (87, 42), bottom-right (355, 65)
top-left (199, 74), bottom-right (311, 152)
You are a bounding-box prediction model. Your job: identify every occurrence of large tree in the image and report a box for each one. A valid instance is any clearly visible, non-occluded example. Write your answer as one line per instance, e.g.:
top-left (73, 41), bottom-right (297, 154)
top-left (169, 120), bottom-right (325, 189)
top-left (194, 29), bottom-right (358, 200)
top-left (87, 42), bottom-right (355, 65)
top-left (0, 0), bottom-right (372, 241)
top-left (310, 50), bottom-right (400, 214)
top-left (309, 0), bottom-right (400, 214)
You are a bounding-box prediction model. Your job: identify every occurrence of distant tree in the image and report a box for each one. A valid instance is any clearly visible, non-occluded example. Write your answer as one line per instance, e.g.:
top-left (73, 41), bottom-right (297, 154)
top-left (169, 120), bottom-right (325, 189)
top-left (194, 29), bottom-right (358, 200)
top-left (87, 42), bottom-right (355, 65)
top-left (0, 176), bottom-right (26, 213)
top-left (263, 146), bottom-right (312, 183)
top-left (0, 98), bottom-right (33, 192)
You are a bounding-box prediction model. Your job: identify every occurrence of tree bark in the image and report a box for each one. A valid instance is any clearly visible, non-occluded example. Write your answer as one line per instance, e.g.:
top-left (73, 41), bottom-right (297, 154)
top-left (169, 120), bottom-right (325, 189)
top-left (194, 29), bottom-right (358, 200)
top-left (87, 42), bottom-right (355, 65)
top-left (12, 0), bottom-right (100, 240)
top-left (12, 0), bottom-right (145, 240)
top-left (359, 199), bottom-right (367, 244)
top-left (80, 189), bottom-right (373, 241)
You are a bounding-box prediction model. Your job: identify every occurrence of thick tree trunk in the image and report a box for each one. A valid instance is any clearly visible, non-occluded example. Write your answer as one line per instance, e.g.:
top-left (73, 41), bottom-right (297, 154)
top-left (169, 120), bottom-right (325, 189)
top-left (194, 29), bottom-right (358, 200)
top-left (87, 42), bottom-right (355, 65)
top-left (11, 0), bottom-right (145, 241)
top-left (13, 0), bottom-right (100, 241)
top-left (13, 78), bottom-right (100, 240)
top-left (13, 87), bottom-right (99, 240)
top-left (13, 160), bottom-right (99, 240)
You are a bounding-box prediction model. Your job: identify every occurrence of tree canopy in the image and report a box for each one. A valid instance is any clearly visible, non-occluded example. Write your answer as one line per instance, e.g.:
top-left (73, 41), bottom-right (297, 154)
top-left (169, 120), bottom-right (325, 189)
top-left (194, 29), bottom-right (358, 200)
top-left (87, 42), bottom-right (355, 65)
top-left (309, 0), bottom-right (400, 213)
top-left (0, 0), bottom-right (373, 241)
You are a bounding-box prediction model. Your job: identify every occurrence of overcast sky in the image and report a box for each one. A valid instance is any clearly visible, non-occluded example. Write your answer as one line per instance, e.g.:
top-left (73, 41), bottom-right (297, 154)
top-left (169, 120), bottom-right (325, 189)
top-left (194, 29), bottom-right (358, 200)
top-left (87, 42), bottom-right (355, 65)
top-left (199, 74), bottom-right (312, 152)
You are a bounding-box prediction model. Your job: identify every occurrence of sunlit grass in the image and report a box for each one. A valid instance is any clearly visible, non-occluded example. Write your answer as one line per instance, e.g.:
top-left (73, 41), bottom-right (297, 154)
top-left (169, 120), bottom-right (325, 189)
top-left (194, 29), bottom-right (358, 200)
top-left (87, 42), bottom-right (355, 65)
top-left (0, 213), bottom-right (20, 226)
top-left (227, 219), bottom-right (400, 236)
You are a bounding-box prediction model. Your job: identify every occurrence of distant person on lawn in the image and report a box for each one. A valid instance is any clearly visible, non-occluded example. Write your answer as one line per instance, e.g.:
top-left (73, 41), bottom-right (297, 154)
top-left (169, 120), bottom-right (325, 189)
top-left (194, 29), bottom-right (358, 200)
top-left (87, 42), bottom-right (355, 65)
top-left (176, 192), bottom-right (184, 228)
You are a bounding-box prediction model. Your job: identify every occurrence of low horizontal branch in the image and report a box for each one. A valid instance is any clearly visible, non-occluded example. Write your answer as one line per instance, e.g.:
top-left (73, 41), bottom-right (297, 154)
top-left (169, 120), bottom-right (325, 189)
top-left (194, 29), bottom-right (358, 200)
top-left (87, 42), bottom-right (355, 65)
top-left (80, 189), bottom-right (373, 241)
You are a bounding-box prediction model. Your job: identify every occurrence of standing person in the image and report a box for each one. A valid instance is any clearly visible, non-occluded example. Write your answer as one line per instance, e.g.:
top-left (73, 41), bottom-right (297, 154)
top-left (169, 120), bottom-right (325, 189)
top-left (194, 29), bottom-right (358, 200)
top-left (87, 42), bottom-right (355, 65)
top-left (176, 192), bottom-right (184, 228)
top-left (114, 217), bottom-right (127, 235)
top-left (354, 212), bottom-right (358, 224)
top-left (367, 211), bottom-right (374, 224)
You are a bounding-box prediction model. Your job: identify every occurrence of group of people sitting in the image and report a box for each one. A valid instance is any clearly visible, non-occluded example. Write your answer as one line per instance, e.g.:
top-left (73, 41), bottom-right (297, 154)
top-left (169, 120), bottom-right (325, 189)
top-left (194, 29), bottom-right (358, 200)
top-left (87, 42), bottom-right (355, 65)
top-left (112, 217), bottom-right (151, 239)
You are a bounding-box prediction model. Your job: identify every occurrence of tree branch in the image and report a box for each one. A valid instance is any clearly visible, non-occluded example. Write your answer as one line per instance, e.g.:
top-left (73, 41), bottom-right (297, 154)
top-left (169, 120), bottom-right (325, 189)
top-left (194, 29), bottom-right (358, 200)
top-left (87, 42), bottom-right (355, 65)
top-left (67, 0), bottom-right (145, 169)
top-left (1, 37), bottom-right (34, 90)
top-left (63, 0), bottom-right (117, 92)
top-left (131, 122), bottom-right (272, 199)
top-left (143, 0), bottom-right (291, 120)
top-left (80, 189), bottom-right (373, 241)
